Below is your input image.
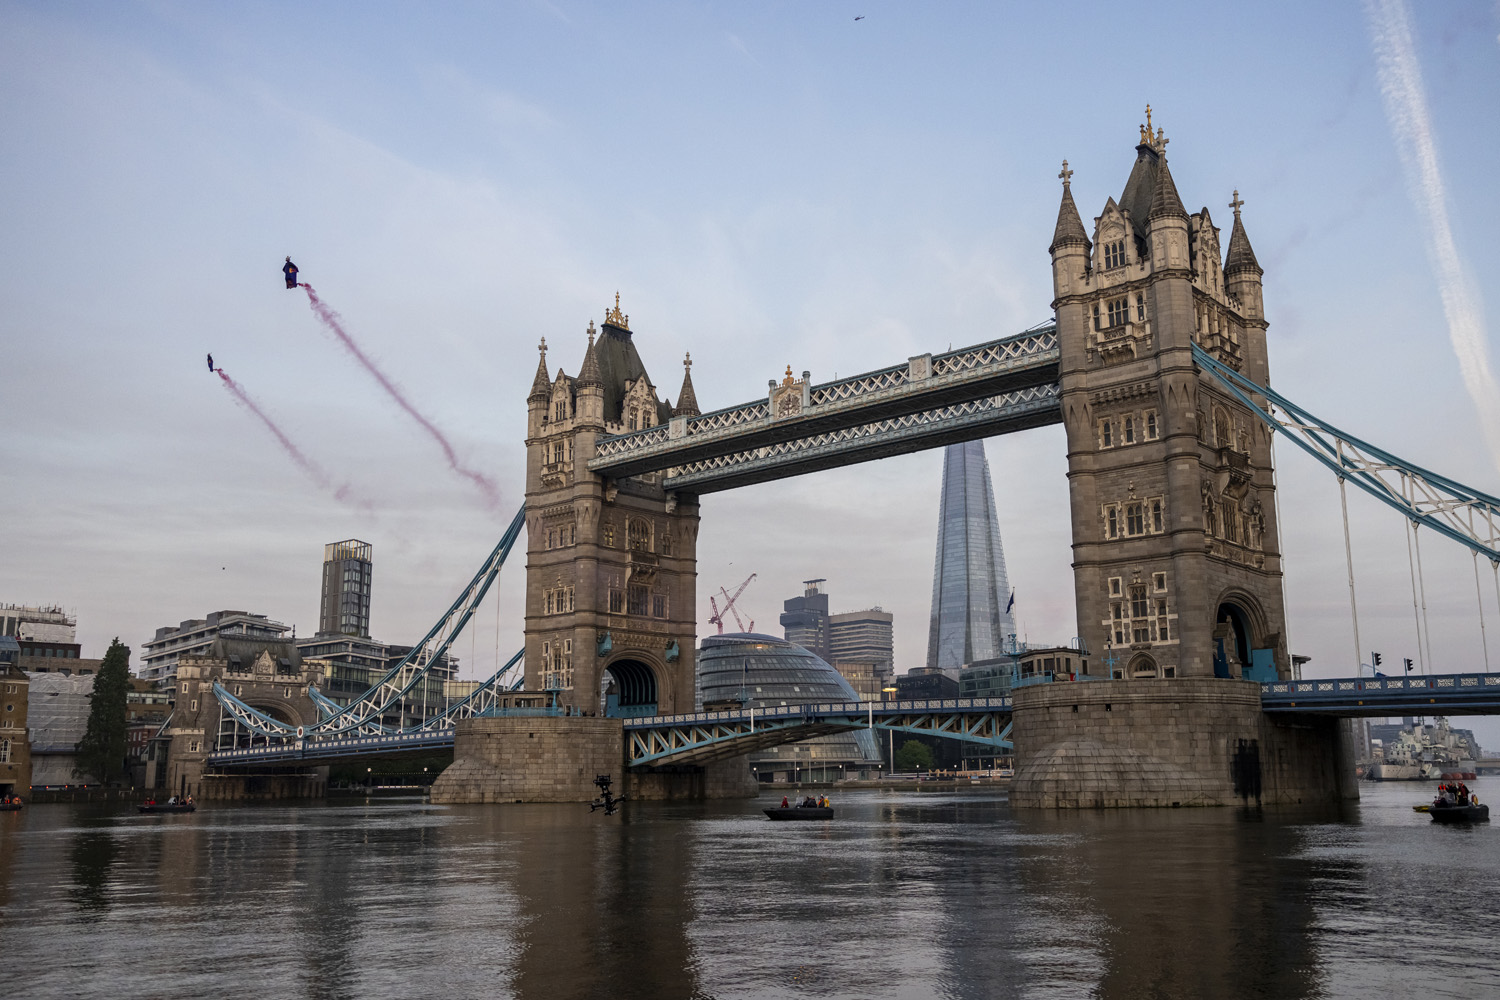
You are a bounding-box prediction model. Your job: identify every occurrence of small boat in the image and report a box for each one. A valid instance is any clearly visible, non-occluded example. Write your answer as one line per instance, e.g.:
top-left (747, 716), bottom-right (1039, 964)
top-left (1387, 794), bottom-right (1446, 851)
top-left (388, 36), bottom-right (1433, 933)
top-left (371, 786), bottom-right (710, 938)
top-left (764, 805), bottom-right (834, 821)
top-left (137, 802), bottom-right (196, 814)
top-left (0, 801), bottom-right (23, 812)
top-left (1429, 802), bottom-right (1489, 824)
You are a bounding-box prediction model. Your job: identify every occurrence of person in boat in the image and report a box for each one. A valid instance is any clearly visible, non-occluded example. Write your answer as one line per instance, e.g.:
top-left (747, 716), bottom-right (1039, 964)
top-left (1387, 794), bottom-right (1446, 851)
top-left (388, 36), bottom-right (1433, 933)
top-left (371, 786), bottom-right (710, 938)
top-left (283, 256), bottom-right (299, 288)
top-left (781, 796), bottom-right (789, 808)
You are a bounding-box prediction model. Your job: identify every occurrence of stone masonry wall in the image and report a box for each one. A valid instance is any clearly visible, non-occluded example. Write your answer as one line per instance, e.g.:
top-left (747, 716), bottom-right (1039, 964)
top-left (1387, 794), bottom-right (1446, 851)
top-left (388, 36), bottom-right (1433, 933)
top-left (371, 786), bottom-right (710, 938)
top-left (432, 716), bottom-right (759, 804)
top-left (1010, 678), bottom-right (1357, 808)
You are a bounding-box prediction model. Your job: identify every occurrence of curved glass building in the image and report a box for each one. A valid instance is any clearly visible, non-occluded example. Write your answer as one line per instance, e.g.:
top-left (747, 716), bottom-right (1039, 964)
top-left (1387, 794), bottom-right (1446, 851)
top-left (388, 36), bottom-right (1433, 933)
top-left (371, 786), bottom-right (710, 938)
top-left (696, 633), bottom-right (882, 780)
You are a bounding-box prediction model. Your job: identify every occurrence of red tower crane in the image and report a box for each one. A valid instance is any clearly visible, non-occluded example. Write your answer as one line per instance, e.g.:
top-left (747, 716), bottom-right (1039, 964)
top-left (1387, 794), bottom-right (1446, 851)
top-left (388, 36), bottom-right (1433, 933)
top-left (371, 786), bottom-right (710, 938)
top-left (707, 573), bottom-right (757, 634)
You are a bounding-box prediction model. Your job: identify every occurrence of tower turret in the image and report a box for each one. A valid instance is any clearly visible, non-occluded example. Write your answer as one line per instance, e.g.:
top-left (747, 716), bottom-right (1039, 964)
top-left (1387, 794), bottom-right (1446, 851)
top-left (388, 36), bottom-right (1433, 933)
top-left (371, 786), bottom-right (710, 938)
top-left (672, 353), bottom-right (700, 418)
top-left (575, 322), bottom-right (605, 427)
top-left (1049, 160), bottom-right (1092, 299)
top-left (527, 339), bottom-right (551, 437)
top-left (1224, 191), bottom-right (1264, 323)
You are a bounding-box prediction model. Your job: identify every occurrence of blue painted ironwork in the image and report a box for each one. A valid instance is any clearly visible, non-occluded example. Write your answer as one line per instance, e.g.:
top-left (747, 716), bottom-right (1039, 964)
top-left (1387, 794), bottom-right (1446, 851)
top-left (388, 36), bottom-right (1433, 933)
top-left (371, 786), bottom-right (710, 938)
top-left (589, 324), bottom-right (1061, 492)
top-left (1194, 344), bottom-right (1500, 562)
top-left (210, 504), bottom-right (528, 742)
top-left (1261, 672), bottom-right (1500, 715)
top-left (623, 697), bottom-right (1013, 766)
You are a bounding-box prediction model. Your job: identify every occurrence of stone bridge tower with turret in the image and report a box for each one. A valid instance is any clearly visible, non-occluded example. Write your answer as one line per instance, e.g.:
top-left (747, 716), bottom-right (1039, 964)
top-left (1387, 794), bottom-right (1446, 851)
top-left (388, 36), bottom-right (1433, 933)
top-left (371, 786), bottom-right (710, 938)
top-left (1011, 113), bottom-right (1356, 808)
top-left (1049, 111), bottom-right (1288, 685)
top-left (524, 296), bottom-right (701, 716)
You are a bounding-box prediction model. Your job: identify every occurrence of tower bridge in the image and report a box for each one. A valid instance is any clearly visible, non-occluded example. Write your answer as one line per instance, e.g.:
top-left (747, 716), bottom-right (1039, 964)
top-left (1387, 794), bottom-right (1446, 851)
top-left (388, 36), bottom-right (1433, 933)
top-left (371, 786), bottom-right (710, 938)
top-left (192, 113), bottom-right (1500, 809)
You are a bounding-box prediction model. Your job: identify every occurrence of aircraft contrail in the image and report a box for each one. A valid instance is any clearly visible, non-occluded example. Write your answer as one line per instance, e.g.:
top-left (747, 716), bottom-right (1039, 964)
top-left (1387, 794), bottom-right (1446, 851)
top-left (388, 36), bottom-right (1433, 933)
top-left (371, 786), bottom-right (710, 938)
top-left (300, 283), bottom-right (503, 510)
top-left (1365, 0), bottom-right (1500, 472)
top-left (216, 367), bottom-right (361, 505)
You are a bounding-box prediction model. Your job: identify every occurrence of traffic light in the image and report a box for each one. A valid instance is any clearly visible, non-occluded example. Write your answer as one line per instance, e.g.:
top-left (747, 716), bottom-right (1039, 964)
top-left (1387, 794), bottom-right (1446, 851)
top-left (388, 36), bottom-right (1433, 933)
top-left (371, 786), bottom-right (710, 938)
top-left (1372, 652), bottom-right (1382, 668)
top-left (1405, 658), bottom-right (1414, 672)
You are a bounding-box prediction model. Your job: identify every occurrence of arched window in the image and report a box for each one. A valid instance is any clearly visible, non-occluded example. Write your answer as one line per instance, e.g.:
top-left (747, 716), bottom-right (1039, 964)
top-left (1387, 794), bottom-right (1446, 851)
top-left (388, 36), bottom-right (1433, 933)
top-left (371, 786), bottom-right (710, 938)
top-left (1129, 654), bottom-right (1158, 679)
top-left (628, 519), bottom-right (652, 552)
top-left (0, 738), bottom-right (9, 763)
top-left (1213, 407), bottom-right (1232, 449)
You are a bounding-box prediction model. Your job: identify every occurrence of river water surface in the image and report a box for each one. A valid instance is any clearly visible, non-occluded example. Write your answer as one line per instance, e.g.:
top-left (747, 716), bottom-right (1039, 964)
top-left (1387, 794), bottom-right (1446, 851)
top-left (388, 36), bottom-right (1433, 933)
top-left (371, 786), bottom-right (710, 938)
top-left (1, 783), bottom-right (1497, 999)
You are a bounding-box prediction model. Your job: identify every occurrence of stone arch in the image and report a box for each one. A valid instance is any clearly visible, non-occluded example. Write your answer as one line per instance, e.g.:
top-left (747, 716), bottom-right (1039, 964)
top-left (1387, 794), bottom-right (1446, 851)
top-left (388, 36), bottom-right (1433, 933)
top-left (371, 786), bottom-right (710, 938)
top-left (1213, 590), bottom-right (1272, 680)
top-left (1128, 652), bottom-right (1159, 679)
top-left (601, 654), bottom-right (663, 718)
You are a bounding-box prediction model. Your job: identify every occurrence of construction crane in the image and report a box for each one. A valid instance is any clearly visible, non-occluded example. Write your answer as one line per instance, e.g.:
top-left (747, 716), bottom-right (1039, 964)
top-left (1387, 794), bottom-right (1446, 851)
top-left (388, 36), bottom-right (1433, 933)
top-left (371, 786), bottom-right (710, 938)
top-left (707, 573), bottom-right (757, 634)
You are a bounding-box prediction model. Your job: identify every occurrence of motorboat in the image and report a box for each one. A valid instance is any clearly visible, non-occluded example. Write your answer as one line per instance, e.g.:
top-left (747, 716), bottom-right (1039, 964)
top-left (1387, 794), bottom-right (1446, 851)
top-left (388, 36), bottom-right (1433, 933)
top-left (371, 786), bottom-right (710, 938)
top-left (764, 800), bottom-right (834, 821)
top-left (137, 801), bottom-right (196, 814)
top-left (1429, 801), bottom-right (1489, 824)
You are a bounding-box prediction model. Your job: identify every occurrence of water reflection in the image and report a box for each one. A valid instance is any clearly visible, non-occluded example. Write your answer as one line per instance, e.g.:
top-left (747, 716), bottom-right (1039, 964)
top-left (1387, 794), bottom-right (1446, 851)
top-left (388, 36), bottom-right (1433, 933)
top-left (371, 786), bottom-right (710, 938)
top-left (0, 787), bottom-right (1496, 998)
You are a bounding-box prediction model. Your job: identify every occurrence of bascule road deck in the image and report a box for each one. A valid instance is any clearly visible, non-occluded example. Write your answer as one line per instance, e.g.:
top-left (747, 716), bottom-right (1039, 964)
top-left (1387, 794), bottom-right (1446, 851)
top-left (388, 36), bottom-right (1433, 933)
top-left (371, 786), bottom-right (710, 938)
top-left (588, 324), bottom-right (1061, 492)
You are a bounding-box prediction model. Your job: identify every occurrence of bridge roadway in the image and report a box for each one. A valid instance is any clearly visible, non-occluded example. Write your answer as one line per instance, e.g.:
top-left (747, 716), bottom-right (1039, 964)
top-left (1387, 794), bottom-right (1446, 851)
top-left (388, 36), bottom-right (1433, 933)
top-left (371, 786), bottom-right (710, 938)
top-left (203, 674), bottom-right (1500, 770)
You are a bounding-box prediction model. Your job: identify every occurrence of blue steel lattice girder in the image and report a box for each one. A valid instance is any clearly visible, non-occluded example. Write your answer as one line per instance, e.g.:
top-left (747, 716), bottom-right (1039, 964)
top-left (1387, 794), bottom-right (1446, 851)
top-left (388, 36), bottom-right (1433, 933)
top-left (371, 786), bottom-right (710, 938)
top-left (1193, 345), bottom-right (1500, 562)
top-left (589, 326), bottom-right (1060, 483)
top-left (662, 385), bottom-right (1062, 494)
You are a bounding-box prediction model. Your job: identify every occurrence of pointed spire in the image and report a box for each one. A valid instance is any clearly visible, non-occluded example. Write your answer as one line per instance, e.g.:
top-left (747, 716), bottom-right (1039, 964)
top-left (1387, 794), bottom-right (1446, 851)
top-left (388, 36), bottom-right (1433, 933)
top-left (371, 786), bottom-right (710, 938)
top-left (1224, 190), bottom-right (1262, 275)
top-left (672, 352), bottom-right (700, 417)
top-left (1147, 155), bottom-right (1188, 221)
top-left (528, 337), bottom-right (551, 401)
top-left (1049, 159), bottom-right (1090, 254)
top-left (577, 321), bottom-right (603, 387)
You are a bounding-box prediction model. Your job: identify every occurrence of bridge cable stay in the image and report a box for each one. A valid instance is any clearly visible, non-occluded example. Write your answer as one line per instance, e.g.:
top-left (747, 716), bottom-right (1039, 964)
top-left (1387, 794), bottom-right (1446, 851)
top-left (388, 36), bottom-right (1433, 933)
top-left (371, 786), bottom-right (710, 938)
top-left (1403, 515), bottom-right (1427, 674)
top-left (1335, 445), bottom-right (1363, 673)
top-left (210, 504), bottom-right (528, 741)
top-left (1194, 344), bottom-right (1500, 671)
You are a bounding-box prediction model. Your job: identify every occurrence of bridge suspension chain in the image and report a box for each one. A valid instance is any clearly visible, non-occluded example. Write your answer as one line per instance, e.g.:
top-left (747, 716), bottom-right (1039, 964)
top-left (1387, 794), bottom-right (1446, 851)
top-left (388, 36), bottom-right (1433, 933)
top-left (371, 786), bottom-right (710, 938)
top-left (210, 504), bottom-right (528, 742)
top-left (1194, 345), bottom-right (1500, 564)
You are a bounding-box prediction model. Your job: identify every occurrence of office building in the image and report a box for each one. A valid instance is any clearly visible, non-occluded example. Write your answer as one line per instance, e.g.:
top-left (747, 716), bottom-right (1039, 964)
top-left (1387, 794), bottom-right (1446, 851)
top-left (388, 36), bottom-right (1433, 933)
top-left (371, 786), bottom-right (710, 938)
top-left (779, 579), bottom-right (831, 663)
top-left (140, 611), bottom-right (291, 689)
top-left (320, 539), bottom-right (373, 638)
top-left (829, 607), bottom-right (894, 688)
top-left (926, 441), bottom-right (1015, 672)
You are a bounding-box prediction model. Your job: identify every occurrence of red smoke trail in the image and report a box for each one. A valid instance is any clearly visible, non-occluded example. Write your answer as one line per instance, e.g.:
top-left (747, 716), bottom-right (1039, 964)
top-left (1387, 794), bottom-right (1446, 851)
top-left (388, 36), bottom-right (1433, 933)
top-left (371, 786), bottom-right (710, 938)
top-left (300, 283), bottom-right (502, 511)
top-left (216, 368), bottom-right (359, 504)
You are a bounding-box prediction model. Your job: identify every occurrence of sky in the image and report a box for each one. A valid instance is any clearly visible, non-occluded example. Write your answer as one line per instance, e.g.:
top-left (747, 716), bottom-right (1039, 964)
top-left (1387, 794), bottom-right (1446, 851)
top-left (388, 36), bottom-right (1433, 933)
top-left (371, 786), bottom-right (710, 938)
top-left (3, 2), bottom-right (1499, 738)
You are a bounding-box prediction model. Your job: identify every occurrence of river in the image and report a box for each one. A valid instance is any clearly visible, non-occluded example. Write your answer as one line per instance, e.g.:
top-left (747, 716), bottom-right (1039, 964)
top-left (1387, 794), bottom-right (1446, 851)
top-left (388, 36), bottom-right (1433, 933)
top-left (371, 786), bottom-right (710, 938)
top-left (1, 782), bottom-right (1496, 999)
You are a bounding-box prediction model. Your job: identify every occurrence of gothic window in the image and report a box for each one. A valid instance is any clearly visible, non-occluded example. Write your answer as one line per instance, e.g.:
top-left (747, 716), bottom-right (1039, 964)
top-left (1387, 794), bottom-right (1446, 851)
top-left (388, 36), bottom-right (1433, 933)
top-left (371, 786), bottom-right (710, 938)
top-left (552, 443), bottom-right (564, 464)
top-left (0, 739), bottom-right (7, 763)
top-left (628, 519), bottom-right (652, 552)
top-left (628, 584), bottom-right (649, 616)
top-left (1144, 410), bottom-right (1159, 441)
top-left (1213, 407), bottom-right (1232, 449)
top-left (1126, 503), bottom-right (1144, 536)
top-left (1135, 294), bottom-right (1146, 322)
top-left (1105, 505), bottom-right (1120, 539)
top-left (1123, 416), bottom-right (1135, 444)
top-left (628, 410), bottom-right (638, 431)
top-left (568, 524), bottom-right (577, 545)
top-left (547, 529), bottom-right (556, 550)
top-left (1109, 577), bottom-right (1123, 597)
top-left (608, 589), bottom-right (624, 614)
top-left (1130, 586), bottom-right (1151, 643)
top-left (1100, 419), bottom-right (1114, 448)
top-left (554, 401), bottom-right (567, 421)
top-left (1156, 600), bottom-right (1171, 642)
top-left (602, 523), bottom-right (615, 547)
top-left (562, 639), bottom-right (573, 689)
top-left (1111, 603), bottom-right (1125, 645)
top-left (1222, 501), bottom-right (1240, 543)
top-left (1103, 240), bottom-right (1126, 269)
top-left (1150, 498), bottom-right (1164, 533)
top-left (652, 594), bottom-right (669, 619)
top-left (661, 533), bottom-right (673, 556)
top-left (1106, 297), bottom-right (1129, 327)
top-left (545, 591), bottom-right (554, 614)
top-left (1092, 302), bottom-right (1101, 331)
top-left (1152, 572), bottom-right (1167, 592)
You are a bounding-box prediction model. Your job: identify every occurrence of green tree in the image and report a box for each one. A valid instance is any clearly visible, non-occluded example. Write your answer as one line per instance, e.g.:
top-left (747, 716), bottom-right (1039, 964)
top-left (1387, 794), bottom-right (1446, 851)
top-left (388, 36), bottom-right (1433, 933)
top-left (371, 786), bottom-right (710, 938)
top-left (894, 738), bottom-right (935, 773)
top-left (75, 638), bottom-right (131, 784)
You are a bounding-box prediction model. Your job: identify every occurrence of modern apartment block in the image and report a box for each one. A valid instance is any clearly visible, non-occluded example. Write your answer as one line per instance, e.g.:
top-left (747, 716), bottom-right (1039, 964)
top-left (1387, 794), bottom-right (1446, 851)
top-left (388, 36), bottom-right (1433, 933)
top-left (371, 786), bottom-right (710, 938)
top-left (320, 539), bottom-right (373, 638)
top-left (140, 611), bottom-right (291, 689)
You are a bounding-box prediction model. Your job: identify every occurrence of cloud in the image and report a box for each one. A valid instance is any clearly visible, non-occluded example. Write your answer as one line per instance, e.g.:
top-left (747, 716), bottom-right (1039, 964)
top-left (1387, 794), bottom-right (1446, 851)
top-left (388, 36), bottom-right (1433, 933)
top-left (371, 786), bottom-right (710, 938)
top-left (1364, 0), bottom-right (1500, 472)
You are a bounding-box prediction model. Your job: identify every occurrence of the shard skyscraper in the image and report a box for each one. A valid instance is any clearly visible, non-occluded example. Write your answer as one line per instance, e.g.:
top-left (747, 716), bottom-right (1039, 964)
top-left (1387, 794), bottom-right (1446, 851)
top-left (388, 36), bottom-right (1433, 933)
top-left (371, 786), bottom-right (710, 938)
top-left (926, 440), bottom-right (1015, 670)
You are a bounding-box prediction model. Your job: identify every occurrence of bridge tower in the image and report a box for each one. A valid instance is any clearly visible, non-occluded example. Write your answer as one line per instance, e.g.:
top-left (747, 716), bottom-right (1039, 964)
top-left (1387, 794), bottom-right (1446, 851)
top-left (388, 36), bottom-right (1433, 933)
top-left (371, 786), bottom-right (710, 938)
top-left (524, 296), bottom-right (700, 716)
top-left (1050, 113), bottom-right (1288, 684)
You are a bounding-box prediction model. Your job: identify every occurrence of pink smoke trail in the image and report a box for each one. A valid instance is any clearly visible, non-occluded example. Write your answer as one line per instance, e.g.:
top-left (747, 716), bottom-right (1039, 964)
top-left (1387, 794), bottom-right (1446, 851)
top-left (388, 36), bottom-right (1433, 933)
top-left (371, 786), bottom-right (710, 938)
top-left (300, 283), bottom-right (503, 511)
top-left (215, 368), bottom-right (360, 505)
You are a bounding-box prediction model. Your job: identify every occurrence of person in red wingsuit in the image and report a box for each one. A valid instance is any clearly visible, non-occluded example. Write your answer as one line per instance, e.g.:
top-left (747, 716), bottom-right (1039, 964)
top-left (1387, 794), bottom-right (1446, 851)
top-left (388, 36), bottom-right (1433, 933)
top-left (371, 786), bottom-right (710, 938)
top-left (283, 256), bottom-right (299, 288)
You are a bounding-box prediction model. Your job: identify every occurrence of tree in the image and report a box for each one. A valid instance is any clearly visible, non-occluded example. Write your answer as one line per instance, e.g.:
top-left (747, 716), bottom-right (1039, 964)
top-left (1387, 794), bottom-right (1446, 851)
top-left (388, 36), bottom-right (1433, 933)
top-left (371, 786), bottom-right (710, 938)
top-left (75, 638), bottom-right (131, 784)
top-left (894, 738), bottom-right (935, 773)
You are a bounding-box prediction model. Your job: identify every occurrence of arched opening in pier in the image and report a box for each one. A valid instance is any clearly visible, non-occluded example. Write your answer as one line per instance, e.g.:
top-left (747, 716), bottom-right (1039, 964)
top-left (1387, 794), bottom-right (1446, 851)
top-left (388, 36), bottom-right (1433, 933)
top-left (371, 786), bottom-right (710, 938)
top-left (603, 658), bottom-right (659, 718)
top-left (1214, 602), bottom-right (1253, 679)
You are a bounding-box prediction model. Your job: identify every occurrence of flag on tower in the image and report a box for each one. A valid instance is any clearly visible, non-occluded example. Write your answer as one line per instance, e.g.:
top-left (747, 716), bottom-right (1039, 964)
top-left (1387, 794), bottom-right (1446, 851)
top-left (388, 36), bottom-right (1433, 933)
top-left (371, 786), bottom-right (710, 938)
top-left (1006, 589), bottom-right (1015, 614)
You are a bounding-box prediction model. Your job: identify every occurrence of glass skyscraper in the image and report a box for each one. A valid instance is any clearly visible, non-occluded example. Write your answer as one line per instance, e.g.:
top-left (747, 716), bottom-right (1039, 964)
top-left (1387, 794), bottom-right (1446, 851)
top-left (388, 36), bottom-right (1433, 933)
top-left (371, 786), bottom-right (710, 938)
top-left (926, 440), bottom-right (1015, 671)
